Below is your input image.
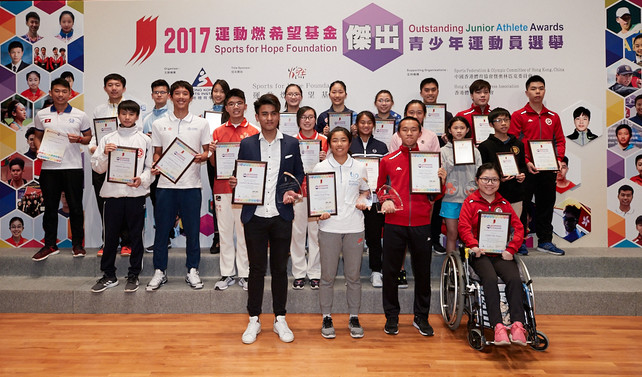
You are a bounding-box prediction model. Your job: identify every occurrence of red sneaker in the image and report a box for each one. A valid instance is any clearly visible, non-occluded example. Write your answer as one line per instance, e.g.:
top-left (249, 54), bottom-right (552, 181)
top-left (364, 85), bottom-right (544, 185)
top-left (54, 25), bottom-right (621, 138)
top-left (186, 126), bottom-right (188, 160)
top-left (120, 246), bottom-right (132, 256)
top-left (32, 245), bottom-right (59, 261)
top-left (494, 323), bottom-right (510, 346)
top-left (72, 245), bottom-right (86, 258)
top-left (97, 248), bottom-right (103, 257)
top-left (510, 321), bottom-right (527, 346)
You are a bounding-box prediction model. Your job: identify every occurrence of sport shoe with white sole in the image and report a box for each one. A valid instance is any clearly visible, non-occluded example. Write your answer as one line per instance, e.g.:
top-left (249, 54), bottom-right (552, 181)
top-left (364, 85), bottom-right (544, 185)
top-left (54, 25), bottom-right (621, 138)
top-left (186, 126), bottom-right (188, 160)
top-left (214, 276), bottom-right (235, 291)
top-left (125, 275), bottom-right (139, 293)
top-left (349, 316), bottom-right (364, 338)
top-left (321, 316), bottom-right (335, 339)
top-left (238, 277), bottom-right (248, 291)
top-left (91, 276), bottom-right (118, 293)
top-left (146, 269), bottom-right (167, 291)
top-left (370, 271), bottom-right (383, 288)
top-left (242, 316), bottom-right (261, 344)
top-left (185, 268), bottom-right (204, 289)
top-left (273, 315), bottom-right (294, 343)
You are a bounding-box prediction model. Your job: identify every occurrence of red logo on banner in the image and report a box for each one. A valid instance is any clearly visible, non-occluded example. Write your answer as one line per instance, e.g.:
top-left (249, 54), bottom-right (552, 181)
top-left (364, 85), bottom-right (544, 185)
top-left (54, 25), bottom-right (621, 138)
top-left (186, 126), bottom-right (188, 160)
top-left (128, 16), bottom-right (158, 65)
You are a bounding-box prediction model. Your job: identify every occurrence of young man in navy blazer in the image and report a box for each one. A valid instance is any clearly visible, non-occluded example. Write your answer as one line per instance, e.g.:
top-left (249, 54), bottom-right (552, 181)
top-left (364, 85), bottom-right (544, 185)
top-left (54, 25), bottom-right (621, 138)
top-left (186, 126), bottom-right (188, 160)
top-left (230, 93), bottom-right (304, 344)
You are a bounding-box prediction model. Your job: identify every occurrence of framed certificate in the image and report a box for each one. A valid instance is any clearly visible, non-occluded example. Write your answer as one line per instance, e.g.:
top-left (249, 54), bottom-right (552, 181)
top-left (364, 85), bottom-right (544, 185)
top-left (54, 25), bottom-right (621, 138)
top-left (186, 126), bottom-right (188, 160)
top-left (93, 117), bottom-right (118, 145)
top-left (453, 139), bottom-right (475, 165)
top-left (204, 111), bottom-right (223, 135)
top-left (496, 152), bottom-right (519, 177)
top-left (279, 113), bottom-right (299, 137)
top-left (215, 142), bottom-right (240, 179)
top-left (37, 128), bottom-right (69, 163)
top-left (472, 115), bottom-right (493, 144)
top-left (298, 139), bottom-right (321, 174)
top-left (154, 137), bottom-right (198, 184)
top-left (409, 151), bottom-right (441, 194)
top-left (353, 157), bottom-right (379, 192)
top-left (107, 146), bottom-right (139, 184)
top-left (233, 160), bottom-right (268, 205)
top-left (306, 172), bottom-right (338, 217)
top-left (529, 140), bottom-right (559, 171)
top-left (477, 211), bottom-right (511, 254)
top-left (328, 112), bottom-right (352, 131)
top-left (424, 103), bottom-right (447, 135)
top-left (374, 119), bottom-right (395, 147)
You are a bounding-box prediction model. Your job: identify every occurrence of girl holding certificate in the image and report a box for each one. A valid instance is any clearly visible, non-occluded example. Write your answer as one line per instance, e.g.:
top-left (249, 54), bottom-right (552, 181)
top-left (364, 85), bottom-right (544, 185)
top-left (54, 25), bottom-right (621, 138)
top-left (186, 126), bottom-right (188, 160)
top-left (284, 83), bottom-right (303, 114)
top-left (441, 116), bottom-right (481, 253)
top-left (314, 126), bottom-right (370, 339)
top-left (457, 163), bottom-right (527, 346)
top-left (315, 80), bottom-right (356, 136)
top-left (373, 90), bottom-right (401, 127)
top-left (291, 106), bottom-right (327, 289)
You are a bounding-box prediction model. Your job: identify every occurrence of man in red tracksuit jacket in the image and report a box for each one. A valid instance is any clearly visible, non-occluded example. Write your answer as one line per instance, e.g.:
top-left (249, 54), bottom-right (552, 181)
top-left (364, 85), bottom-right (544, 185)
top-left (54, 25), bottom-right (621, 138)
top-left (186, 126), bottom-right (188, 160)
top-left (378, 116), bottom-right (445, 337)
top-left (508, 75), bottom-right (566, 256)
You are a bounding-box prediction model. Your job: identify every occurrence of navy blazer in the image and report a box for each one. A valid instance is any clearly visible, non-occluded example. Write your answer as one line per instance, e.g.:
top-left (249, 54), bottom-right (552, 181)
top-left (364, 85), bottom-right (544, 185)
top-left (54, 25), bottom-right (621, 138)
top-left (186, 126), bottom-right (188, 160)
top-left (238, 133), bottom-right (304, 224)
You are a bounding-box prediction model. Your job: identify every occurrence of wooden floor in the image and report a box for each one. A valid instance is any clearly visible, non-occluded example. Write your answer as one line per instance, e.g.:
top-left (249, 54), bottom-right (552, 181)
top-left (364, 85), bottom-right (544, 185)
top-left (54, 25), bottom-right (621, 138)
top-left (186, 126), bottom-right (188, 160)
top-left (0, 313), bottom-right (640, 376)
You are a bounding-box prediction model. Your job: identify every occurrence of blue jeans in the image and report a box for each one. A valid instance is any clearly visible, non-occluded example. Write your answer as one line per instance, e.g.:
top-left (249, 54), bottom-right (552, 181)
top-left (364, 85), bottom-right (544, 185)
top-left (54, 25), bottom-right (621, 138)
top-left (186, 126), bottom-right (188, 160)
top-left (152, 188), bottom-right (201, 271)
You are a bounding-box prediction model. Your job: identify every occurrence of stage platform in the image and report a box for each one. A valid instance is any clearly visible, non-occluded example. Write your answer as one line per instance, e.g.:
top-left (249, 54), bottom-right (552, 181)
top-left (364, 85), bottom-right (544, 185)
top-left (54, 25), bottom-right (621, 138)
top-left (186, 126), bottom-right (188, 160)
top-left (0, 247), bottom-right (640, 315)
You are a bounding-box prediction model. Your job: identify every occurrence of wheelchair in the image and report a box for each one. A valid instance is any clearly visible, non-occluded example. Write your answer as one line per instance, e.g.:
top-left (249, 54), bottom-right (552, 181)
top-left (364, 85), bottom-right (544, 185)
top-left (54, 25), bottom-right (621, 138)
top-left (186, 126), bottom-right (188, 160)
top-left (439, 247), bottom-right (549, 351)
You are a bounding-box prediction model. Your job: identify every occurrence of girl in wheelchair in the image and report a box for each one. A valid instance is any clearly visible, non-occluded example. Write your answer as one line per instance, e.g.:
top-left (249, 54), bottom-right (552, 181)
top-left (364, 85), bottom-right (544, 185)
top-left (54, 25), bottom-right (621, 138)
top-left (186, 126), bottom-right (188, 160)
top-left (457, 163), bottom-right (527, 346)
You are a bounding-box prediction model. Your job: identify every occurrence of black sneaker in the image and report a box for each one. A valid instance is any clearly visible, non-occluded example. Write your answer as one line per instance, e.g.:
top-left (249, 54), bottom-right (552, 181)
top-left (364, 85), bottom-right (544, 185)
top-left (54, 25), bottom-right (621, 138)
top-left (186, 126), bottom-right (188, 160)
top-left (397, 270), bottom-right (408, 289)
top-left (413, 315), bottom-right (434, 336)
top-left (433, 242), bottom-right (447, 255)
top-left (349, 316), bottom-right (364, 338)
top-left (91, 276), bottom-right (118, 293)
top-left (321, 316), bottom-right (335, 339)
top-left (384, 316), bottom-right (399, 335)
top-left (310, 279), bottom-right (320, 290)
top-left (125, 275), bottom-right (139, 292)
top-left (210, 234), bottom-right (220, 254)
top-left (292, 278), bottom-right (305, 290)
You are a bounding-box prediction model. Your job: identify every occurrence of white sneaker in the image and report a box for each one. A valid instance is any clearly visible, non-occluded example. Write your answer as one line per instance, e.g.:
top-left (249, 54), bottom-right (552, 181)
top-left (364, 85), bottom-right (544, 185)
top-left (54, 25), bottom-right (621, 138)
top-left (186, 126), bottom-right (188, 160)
top-left (370, 271), bottom-right (383, 288)
top-left (238, 277), bottom-right (249, 291)
top-left (146, 269), bottom-right (167, 291)
top-left (273, 315), bottom-right (294, 343)
top-left (214, 276), bottom-right (235, 291)
top-left (185, 268), bottom-right (204, 289)
top-left (242, 316), bottom-right (261, 344)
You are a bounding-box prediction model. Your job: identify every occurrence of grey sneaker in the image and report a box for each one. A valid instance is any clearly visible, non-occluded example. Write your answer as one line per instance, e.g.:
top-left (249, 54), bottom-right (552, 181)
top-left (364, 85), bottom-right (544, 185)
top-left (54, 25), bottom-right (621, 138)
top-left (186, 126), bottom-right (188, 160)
top-left (125, 275), bottom-right (139, 293)
top-left (91, 276), bottom-right (118, 293)
top-left (349, 316), bottom-right (364, 338)
top-left (321, 316), bottom-right (336, 339)
top-left (146, 269), bottom-right (167, 291)
top-left (238, 277), bottom-right (249, 291)
top-left (214, 276), bottom-right (235, 291)
top-left (185, 268), bottom-right (204, 289)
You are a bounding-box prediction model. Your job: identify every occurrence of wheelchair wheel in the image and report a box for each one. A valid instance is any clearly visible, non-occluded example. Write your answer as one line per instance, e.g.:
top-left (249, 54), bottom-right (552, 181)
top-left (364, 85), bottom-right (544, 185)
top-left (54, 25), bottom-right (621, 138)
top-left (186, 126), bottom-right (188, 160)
top-left (468, 328), bottom-right (485, 351)
top-left (529, 331), bottom-right (549, 351)
top-left (439, 252), bottom-right (464, 330)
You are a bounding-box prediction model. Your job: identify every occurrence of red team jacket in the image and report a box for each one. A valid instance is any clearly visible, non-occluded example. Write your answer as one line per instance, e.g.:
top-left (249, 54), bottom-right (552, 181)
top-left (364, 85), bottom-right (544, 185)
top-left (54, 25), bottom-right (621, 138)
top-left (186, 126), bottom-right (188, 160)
top-left (508, 103), bottom-right (565, 164)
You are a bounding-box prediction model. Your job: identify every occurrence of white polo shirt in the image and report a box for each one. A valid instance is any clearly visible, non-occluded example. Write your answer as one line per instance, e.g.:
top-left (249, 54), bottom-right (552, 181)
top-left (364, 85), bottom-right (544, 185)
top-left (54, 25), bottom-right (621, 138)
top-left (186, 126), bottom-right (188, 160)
top-left (34, 104), bottom-right (91, 170)
top-left (151, 111), bottom-right (209, 189)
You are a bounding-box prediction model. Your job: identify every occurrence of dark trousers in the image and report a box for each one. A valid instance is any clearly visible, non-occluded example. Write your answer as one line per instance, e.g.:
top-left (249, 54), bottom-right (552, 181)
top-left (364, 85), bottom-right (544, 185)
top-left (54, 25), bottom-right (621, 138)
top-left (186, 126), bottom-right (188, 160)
top-left (244, 215), bottom-right (292, 317)
top-left (382, 223), bottom-right (432, 319)
top-left (40, 169), bottom-right (84, 247)
top-left (364, 206), bottom-right (385, 273)
top-left (430, 198), bottom-right (443, 244)
top-left (521, 171), bottom-right (556, 243)
top-left (101, 196), bottom-right (146, 278)
top-left (92, 170), bottom-right (130, 246)
top-left (471, 255), bottom-right (526, 326)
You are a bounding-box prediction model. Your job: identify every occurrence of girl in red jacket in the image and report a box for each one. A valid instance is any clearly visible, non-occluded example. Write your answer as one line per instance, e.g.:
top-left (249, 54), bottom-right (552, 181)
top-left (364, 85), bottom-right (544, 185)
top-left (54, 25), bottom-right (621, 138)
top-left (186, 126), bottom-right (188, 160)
top-left (458, 162), bottom-right (527, 346)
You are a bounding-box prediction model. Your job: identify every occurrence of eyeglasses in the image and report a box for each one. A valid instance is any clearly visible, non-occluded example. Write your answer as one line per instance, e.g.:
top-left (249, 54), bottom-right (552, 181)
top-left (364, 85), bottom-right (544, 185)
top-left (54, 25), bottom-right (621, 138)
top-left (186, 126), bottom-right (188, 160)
top-left (286, 93), bottom-right (301, 98)
top-left (478, 177), bottom-right (500, 184)
top-left (227, 101), bottom-right (244, 108)
top-left (301, 115), bottom-right (315, 120)
top-left (492, 118), bottom-right (510, 124)
top-left (153, 91), bottom-right (168, 95)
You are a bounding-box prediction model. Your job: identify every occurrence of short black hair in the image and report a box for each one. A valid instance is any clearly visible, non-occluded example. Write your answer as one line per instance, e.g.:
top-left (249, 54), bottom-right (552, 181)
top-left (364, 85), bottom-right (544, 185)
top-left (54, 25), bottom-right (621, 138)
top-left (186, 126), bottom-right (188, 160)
top-left (618, 184), bottom-right (634, 195)
top-left (118, 100), bottom-right (140, 116)
top-left (254, 93), bottom-right (281, 113)
top-left (9, 157), bottom-right (24, 170)
top-left (170, 80), bottom-right (193, 97)
top-left (615, 123), bottom-right (632, 136)
top-left (561, 156), bottom-right (569, 165)
top-left (59, 48), bottom-right (66, 53)
top-left (420, 77), bottom-right (439, 90)
top-left (150, 79), bottom-right (169, 92)
top-left (8, 40), bottom-right (23, 52)
top-left (636, 154), bottom-right (642, 165)
top-left (225, 88), bottom-right (245, 105)
top-left (50, 77), bottom-right (70, 90)
top-left (9, 216), bottom-right (23, 227)
top-left (26, 70), bottom-right (40, 80)
top-left (398, 116), bottom-right (421, 129)
top-left (25, 11), bottom-right (40, 22)
top-left (563, 205), bottom-right (581, 218)
top-left (103, 73), bottom-right (126, 87)
top-left (328, 126), bottom-right (352, 144)
top-left (476, 162), bottom-right (501, 179)
top-left (469, 79), bottom-right (491, 94)
top-left (59, 10), bottom-right (74, 23)
top-left (403, 99), bottom-right (426, 119)
top-left (25, 126), bottom-right (36, 139)
top-left (296, 106), bottom-right (316, 126)
top-left (60, 71), bottom-right (74, 81)
top-left (446, 116), bottom-right (471, 142)
top-left (525, 75), bottom-right (545, 89)
top-left (488, 107), bottom-right (511, 124)
top-left (636, 215), bottom-right (642, 226)
top-left (573, 106), bottom-right (591, 120)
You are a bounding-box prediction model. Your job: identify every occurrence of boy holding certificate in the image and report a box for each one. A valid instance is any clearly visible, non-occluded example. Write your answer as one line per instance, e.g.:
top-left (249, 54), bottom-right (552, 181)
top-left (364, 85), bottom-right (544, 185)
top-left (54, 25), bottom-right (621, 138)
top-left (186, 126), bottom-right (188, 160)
top-left (458, 163), bottom-right (527, 346)
top-left (455, 79), bottom-right (492, 143)
top-left (509, 75), bottom-right (566, 256)
top-left (230, 93), bottom-right (304, 344)
top-left (90, 100), bottom-right (153, 292)
top-left (378, 116), bottom-right (445, 337)
top-left (31, 77), bottom-right (92, 261)
top-left (147, 81), bottom-right (210, 291)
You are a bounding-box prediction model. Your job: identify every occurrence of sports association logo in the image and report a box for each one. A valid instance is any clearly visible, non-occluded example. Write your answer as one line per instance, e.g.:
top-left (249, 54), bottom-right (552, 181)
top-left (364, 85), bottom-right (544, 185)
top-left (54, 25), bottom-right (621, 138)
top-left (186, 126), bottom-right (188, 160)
top-left (128, 16), bottom-right (158, 65)
top-left (192, 68), bottom-right (214, 87)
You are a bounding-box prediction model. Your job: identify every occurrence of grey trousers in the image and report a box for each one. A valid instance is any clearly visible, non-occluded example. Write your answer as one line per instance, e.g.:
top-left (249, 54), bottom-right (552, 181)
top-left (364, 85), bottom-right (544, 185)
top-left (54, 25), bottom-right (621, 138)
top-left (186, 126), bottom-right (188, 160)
top-left (318, 230), bottom-right (365, 316)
